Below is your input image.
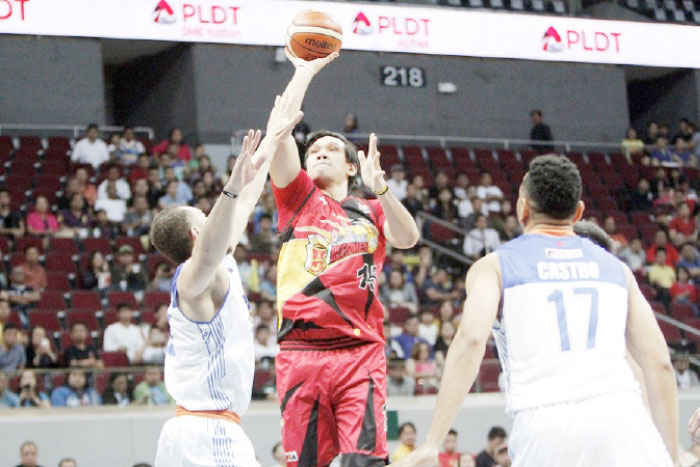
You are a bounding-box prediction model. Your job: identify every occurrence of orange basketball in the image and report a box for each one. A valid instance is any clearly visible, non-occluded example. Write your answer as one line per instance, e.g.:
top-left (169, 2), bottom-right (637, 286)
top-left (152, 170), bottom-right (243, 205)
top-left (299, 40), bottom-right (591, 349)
top-left (286, 10), bottom-right (343, 61)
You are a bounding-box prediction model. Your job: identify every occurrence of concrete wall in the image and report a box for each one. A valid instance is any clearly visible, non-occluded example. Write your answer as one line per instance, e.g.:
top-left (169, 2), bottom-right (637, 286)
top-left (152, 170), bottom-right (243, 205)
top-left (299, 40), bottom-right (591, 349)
top-left (0, 36), bottom-right (105, 125)
top-left (629, 70), bottom-right (700, 131)
top-left (112, 44), bottom-right (198, 143)
top-left (1, 392), bottom-right (699, 467)
top-left (189, 45), bottom-right (631, 144)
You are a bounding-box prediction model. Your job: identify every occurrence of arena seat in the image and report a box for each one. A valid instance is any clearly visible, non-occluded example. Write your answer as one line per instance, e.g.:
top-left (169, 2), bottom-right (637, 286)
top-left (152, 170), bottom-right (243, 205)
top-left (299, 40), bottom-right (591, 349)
top-left (389, 307), bottom-right (412, 325)
top-left (19, 136), bottom-right (42, 150)
top-left (47, 137), bottom-right (71, 152)
top-left (670, 303), bottom-right (696, 320)
top-left (253, 368), bottom-right (274, 394)
top-left (107, 291), bottom-right (139, 308)
top-left (478, 362), bottom-right (501, 392)
top-left (49, 238), bottom-right (80, 255)
top-left (82, 238), bottom-right (111, 255)
top-left (66, 309), bottom-right (100, 331)
top-left (45, 253), bottom-right (78, 275)
top-left (34, 174), bottom-right (62, 193)
top-left (46, 272), bottom-right (72, 293)
top-left (16, 236), bottom-right (44, 253)
top-left (414, 383), bottom-right (438, 395)
top-left (144, 291), bottom-right (170, 309)
top-left (102, 351), bottom-right (129, 367)
top-left (38, 291), bottom-right (68, 310)
top-left (28, 310), bottom-right (62, 332)
top-left (115, 236), bottom-right (146, 256)
top-left (70, 291), bottom-right (103, 311)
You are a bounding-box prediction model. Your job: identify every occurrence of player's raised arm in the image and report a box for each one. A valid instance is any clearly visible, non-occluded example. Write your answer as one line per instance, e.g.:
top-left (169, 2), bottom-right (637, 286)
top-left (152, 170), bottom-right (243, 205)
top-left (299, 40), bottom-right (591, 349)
top-left (390, 253), bottom-right (502, 467)
top-left (359, 133), bottom-right (420, 249)
top-left (178, 98), bottom-right (304, 300)
top-left (624, 264), bottom-right (679, 464)
top-left (269, 49), bottom-right (338, 189)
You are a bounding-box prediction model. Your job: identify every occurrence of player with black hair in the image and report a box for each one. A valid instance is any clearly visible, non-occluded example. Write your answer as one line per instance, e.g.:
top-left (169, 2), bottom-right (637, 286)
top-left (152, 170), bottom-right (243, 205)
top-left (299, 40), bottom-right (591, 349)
top-left (268, 51), bottom-right (420, 466)
top-left (392, 155), bottom-right (677, 467)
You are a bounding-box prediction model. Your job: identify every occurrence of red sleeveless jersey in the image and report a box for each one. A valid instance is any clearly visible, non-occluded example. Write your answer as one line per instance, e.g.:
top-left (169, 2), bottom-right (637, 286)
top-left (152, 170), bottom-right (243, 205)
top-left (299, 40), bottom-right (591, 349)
top-left (272, 170), bottom-right (387, 350)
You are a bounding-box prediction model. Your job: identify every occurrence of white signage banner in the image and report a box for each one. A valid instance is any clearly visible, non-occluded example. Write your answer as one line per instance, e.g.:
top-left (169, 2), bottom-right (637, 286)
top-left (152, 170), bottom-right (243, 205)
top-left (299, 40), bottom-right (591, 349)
top-left (0, 0), bottom-right (698, 68)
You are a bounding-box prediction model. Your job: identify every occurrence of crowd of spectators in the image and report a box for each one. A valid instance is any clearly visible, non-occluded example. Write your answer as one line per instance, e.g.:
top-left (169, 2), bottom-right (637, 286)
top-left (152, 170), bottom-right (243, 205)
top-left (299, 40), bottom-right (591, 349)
top-left (2, 115), bottom-right (700, 407)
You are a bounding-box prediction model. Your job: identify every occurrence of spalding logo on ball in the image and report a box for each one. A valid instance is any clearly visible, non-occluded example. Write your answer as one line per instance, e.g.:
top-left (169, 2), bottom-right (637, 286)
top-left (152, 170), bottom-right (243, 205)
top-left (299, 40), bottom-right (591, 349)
top-left (286, 10), bottom-right (343, 61)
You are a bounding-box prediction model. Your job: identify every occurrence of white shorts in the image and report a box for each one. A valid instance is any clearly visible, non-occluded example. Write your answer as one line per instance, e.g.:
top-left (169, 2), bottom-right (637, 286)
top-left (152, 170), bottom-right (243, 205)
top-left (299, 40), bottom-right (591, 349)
top-left (509, 391), bottom-right (673, 467)
top-left (155, 415), bottom-right (260, 467)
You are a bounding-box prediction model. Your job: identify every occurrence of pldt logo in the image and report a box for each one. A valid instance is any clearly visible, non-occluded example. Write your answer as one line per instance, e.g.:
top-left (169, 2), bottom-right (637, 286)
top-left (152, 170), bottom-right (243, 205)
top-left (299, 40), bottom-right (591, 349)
top-left (542, 26), bottom-right (564, 52)
top-left (352, 11), bottom-right (373, 35)
top-left (154, 0), bottom-right (176, 24)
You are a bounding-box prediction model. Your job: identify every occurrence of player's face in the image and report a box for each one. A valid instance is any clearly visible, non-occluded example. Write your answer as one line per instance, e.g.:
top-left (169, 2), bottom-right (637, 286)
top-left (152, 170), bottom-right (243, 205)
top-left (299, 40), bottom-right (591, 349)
top-left (306, 136), bottom-right (355, 188)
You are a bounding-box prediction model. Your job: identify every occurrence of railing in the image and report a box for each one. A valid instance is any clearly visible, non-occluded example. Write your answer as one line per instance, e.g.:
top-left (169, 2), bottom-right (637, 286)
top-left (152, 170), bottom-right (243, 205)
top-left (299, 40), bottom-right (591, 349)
top-left (415, 211), bottom-right (475, 266)
top-left (656, 313), bottom-right (700, 339)
top-left (232, 130), bottom-right (627, 155)
top-left (0, 124), bottom-right (155, 140)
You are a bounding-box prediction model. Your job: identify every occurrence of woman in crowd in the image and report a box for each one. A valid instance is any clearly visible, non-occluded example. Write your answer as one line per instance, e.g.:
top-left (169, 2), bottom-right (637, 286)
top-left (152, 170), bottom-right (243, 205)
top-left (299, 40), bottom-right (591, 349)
top-left (26, 195), bottom-right (59, 236)
top-left (25, 326), bottom-right (58, 369)
top-left (17, 369), bottom-right (50, 408)
top-left (406, 341), bottom-right (440, 390)
top-left (102, 372), bottom-right (131, 406)
top-left (81, 251), bottom-right (112, 293)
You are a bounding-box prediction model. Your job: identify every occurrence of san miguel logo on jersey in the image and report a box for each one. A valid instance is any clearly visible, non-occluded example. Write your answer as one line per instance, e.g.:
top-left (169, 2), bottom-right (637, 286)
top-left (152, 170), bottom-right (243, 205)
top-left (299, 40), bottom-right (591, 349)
top-left (299, 215), bottom-right (379, 277)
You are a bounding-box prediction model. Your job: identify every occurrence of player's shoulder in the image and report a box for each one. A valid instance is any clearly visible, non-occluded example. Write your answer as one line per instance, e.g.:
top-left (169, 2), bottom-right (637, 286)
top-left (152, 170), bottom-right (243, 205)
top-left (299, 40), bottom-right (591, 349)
top-left (466, 252), bottom-right (501, 282)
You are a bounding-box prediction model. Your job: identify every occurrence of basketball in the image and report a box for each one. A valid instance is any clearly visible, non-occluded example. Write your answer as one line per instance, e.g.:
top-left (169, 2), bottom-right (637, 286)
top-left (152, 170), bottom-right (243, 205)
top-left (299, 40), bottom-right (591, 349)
top-left (286, 10), bottom-right (343, 61)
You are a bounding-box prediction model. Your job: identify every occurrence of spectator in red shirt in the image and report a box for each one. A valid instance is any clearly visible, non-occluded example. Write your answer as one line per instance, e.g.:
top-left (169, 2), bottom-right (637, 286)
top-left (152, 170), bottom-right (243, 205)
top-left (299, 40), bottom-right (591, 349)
top-left (75, 166), bottom-right (98, 206)
top-left (19, 247), bottom-right (46, 292)
top-left (152, 127), bottom-right (191, 162)
top-left (669, 202), bottom-right (698, 245)
top-left (439, 429), bottom-right (462, 467)
top-left (670, 266), bottom-right (697, 310)
top-left (128, 154), bottom-right (152, 184)
top-left (646, 230), bottom-right (679, 267)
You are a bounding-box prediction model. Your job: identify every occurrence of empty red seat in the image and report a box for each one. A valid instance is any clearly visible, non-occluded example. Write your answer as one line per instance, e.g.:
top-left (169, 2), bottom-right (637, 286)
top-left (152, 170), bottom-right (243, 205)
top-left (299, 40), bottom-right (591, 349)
top-left (414, 384), bottom-right (438, 395)
top-left (107, 291), bottom-right (138, 308)
top-left (0, 136), bottom-right (14, 153)
top-left (595, 197), bottom-right (618, 213)
top-left (6, 252), bottom-right (24, 268)
top-left (66, 310), bottom-right (100, 331)
top-left (19, 136), bottom-right (42, 150)
top-left (429, 223), bottom-right (458, 243)
top-left (46, 273), bottom-right (72, 292)
top-left (566, 152), bottom-right (586, 166)
top-left (71, 290), bottom-right (103, 311)
top-left (617, 225), bottom-right (639, 242)
top-left (139, 310), bottom-right (155, 325)
top-left (47, 137), bottom-right (71, 152)
top-left (147, 254), bottom-right (173, 278)
top-left (389, 307), bottom-right (412, 325)
top-left (102, 351), bottom-right (130, 367)
top-left (629, 211), bottom-right (652, 226)
top-left (34, 174), bottom-right (62, 193)
top-left (640, 284), bottom-right (657, 301)
top-left (478, 361), bottom-right (501, 392)
top-left (45, 253), bottom-right (77, 275)
top-left (403, 146), bottom-right (428, 171)
top-left (28, 310), bottom-right (61, 332)
top-left (48, 238), bottom-right (79, 255)
top-left (670, 303), bottom-right (695, 320)
top-left (144, 291), bottom-right (170, 309)
top-left (520, 149), bottom-right (538, 166)
top-left (3, 175), bottom-right (32, 192)
top-left (253, 368), bottom-right (274, 394)
top-left (16, 236), bottom-right (44, 253)
top-left (588, 152), bottom-right (608, 167)
top-left (657, 320), bottom-right (681, 343)
top-left (82, 238), bottom-right (111, 255)
top-left (38, 291), bottom-right (67, 310)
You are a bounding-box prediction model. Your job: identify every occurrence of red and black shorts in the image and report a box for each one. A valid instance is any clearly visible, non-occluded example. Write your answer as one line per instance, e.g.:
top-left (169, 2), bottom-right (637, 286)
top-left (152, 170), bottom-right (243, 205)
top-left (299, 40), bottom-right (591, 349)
top-left (276, 342), bottom-right (388, 467)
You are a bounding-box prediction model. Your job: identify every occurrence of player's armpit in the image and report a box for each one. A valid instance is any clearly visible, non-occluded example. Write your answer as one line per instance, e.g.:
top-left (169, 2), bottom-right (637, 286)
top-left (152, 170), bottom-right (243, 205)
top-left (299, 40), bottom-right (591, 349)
top-left (624, 264), bottom-right (679, 463)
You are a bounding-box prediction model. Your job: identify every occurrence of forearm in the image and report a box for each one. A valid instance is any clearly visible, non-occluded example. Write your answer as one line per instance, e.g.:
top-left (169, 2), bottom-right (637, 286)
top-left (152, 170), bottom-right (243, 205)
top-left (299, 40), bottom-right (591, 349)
top-left (424, 330), bottom-right (486, 446)
top-left (645, 365), bottom-right (679, 461)
top-left (379, 191), bottom-right (420, 249)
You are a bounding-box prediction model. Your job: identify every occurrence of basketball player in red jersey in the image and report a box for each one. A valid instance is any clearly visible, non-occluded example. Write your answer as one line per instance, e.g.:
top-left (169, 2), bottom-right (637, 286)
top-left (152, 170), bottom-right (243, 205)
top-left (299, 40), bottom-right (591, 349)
top-left (270, 50), bottom-right (420, 467)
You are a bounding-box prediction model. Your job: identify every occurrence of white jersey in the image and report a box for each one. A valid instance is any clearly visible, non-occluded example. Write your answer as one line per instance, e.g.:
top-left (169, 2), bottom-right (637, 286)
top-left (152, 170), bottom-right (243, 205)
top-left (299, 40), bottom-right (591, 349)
top-left (164, 255), bottom-right (255, 415)
top-left (495, 234), bottom-right (640, 415)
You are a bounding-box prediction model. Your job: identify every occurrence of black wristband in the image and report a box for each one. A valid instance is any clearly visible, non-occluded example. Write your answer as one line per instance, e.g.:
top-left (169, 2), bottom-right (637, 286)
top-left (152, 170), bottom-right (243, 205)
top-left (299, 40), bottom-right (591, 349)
top-left (222, 190), bottom-right (238, 199)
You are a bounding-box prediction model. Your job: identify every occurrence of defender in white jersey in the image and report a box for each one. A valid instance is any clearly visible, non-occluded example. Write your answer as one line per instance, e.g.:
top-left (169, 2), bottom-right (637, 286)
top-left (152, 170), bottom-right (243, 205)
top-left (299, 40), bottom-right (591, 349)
top-left (150, 96), bottom-right (304, 467)
top-left (392, 155), bottom-right (679, 467)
